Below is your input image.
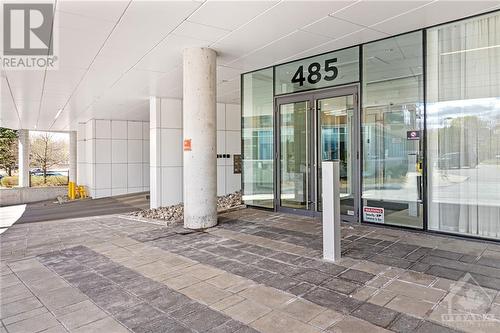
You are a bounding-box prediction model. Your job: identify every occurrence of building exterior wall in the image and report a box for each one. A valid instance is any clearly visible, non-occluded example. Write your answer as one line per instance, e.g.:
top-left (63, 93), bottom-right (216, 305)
top-left (150, 97), bottom-right (241, 208)
top-left (241, 11), bottom-right (500, 241)
top-left (78, 119), bottom-right (150, 199)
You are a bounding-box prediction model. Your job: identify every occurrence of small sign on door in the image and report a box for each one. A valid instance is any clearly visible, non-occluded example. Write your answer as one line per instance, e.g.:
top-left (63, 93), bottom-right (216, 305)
top-left (407, 130), bottom-right (420, 140)
top-left (363, 206), bottom-right (384, 223)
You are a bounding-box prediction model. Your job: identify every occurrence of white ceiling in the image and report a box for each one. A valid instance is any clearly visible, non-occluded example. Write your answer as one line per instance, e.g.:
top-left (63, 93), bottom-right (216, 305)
top-left (1, 0), bottom-right (498, 131)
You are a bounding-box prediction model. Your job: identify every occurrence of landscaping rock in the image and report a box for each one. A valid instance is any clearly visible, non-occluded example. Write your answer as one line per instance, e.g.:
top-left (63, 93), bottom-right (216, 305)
top-left (129, 191), bottom-right (242, 221)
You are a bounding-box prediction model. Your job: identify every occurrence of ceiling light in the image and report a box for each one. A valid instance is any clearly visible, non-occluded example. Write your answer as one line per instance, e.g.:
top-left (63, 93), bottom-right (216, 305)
top-left (441, 44), bottom-right (500, 56)
top-left (54, 109), bottom-right (63, 119)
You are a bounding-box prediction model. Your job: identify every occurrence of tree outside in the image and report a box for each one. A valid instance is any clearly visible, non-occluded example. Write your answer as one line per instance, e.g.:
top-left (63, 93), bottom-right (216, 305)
top-left (0, 128), bottom-right (18, 177)
top-left (30, 132), bottom-right (69, 185)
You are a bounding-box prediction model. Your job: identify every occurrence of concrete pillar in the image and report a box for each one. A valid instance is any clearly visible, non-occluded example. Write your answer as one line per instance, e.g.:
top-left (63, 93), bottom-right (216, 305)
top-left (149, 97), bottom-right (162, 209)
top-left (183, 47), bottom-right (217, 229)
top-left (18, 129), bottom-right (30, 187)
top-left (69, 131), bottom-right (77, 183)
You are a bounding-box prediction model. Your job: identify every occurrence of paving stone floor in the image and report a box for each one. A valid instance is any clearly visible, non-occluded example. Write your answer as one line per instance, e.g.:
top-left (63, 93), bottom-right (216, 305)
top-left (1, 208), bottom-right (500, 333)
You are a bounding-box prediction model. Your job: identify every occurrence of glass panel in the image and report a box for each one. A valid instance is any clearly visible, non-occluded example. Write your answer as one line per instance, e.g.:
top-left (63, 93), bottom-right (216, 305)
top-left (275, 47), bottom-right (359, 95)
top-left (427, 12), bottom-right (500, 240)
top-left (362, 31), bottom-right (424, 228)
top-left (317, 95), bottom-right (354, 215)
top-left (280, 101), bottom-right (310, 209)
top-left (242, 69), bottom-right (274, 208)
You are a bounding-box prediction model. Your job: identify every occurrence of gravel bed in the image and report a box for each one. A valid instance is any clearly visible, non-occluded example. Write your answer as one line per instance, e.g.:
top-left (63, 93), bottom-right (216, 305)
top-left (129, 191), bottom-right (242, 221)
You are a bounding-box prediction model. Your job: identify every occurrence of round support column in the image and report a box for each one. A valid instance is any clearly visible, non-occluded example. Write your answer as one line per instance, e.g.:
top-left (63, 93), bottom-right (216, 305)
top-left (18, 129), bottom-right (30, 187)
top-left (69, 131), bottom-right (77, 183)
top-left (183, 47), bottom-right (217, 229)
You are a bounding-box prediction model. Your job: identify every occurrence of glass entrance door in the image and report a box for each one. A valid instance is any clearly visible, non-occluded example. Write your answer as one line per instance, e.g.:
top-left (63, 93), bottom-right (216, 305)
top-left (278, 99), bottom-right (312, 210)
top-left (276, 86), bottom-right (359, 218)
top-left (317, 94), bottom-right (357, 220)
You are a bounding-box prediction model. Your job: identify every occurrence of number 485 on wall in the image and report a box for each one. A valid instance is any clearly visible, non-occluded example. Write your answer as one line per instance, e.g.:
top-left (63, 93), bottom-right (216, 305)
top-left (291, 58), bottom-right (338, 86)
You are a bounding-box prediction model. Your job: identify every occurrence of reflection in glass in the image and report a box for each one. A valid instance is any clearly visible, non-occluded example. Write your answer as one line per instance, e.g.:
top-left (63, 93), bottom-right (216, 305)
top-left (362, 31), bottom-right (424, 228)
top-left (427, 12), bottom-right (500, 239)
top-left (242, 69), bottom-right (274, 208)
top-left (317, 96), bottom-right (354, 214)
top-left (280, 101), bottom-right (309, 209)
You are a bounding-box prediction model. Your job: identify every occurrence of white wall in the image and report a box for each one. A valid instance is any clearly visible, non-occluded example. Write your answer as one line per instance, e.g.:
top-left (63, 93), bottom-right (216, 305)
top-left (78, 119), bottom-right (149, 198)
top-left (217, 103), bottom-right (242, 196)
top-left (150, 97), bottom-right (241, 208)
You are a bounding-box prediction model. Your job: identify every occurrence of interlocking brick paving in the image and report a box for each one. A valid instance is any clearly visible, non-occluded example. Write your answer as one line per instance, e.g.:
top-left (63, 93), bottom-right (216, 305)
top-left (1, 209), bottom-right (500, 333)
top-left (215, 210), bottom-right (500, 292)
top-left (36, 245), bottom-right (258, 333)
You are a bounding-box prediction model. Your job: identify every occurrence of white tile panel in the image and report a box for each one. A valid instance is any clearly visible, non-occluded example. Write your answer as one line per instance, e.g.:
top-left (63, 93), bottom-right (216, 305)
top-left (94, 189), bottom-right (111, 198)
top-left (216, 131), bottom-right (226, 154)
top-left (128, 121), bottom-right (143, 140)
top-left (142, 140), bottom-right (150, 163)
top-left (225, 104), bottom-right (241, 131)
top-left (77, 141), bottom-right (85, 163)
top-left (95, 139), bottom-right (111, 163)
top-left (57, 0), bottom-right (130, 22)
top-left (161, 167), bottom-right (183, 205)
top-left (301, 16), bottom-right (365, 39)
top-left (112, 188), bottom-right (128, 196)
top-left (226, 131), bottom-right (241, 155)
top-left (217, 103), bottom-right (226, 130)
top-left (86, 164), bottom-right (94, 189)
top-left (229, 30), bottom-right (330, 69)
top-left (188, 1), bottom-right (279, 31)
top-left (77, 123), bottom-right (86, 141)
top-left (85, 120), bottom-right (95, 140)
top-left (142, 122), bottom-right (150, 140)
top-left (111, 140), bottom-right (127, 163)
top-left (127, 187), bottom-right (144, 194)
top-left (112, 164), bottom-right (127, 188)
top-left (95, 120), bottom-right (111, 139)
top-left (128, 163), bottom-right (143, 188)
top-left (160, 98), bottom-right (182, 129)
top-left (371, 1), bottom-right (500, 35)
top-left (77, 163), bottom-right (86, 185)
top-left (142, 164), bottom-right (150, 188)
top-left (217, 165), bottom-right (226, 196)
top-left (150, 166), bottom-right (162, 208)
top-left (160, 129), bottom-right (183, 167)
top-left (332, 1), bottom-right (432, 27)
top-left (95, 164), bottom-right (112, 189)
top-left (111, 120), bottom-right (127, 139)
top-left (127, 140), bottom-right (143, 163)
top-left (149, 128), bottom-right (160, 167)
top-left (174, 21), bottom-right (230, 43)
top-left (214, 1), bottom-right (353, 61)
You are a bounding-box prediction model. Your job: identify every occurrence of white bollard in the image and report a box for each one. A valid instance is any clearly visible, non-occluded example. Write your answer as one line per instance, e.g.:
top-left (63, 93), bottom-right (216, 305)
top-left (322, 161), bottom-right (341, 262)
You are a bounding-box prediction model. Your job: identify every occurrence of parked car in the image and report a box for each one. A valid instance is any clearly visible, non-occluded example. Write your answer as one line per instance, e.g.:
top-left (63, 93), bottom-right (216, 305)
top-left (30, 170), bottom-right (64, 177)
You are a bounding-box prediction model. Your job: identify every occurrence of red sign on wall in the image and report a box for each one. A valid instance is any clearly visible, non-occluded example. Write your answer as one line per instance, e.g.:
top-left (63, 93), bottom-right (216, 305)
top-left (183, 139), bottom-right (192, 151)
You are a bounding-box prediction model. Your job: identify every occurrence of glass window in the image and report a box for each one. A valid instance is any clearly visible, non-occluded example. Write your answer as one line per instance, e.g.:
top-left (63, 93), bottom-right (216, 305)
top-left (242, 68), bottom-right (274, 208)
top-left (275, 47), bottom-right (359, 95)
top-left (426, 12), bottom-right (500, 239)
top-left (362, 31), bottom-right (424, 228)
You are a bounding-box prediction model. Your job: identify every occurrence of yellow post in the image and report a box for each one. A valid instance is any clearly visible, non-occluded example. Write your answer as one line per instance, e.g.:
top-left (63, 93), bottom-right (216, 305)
top-left (78, 185), bottom-right (87, 198)
top-left (69, 182), bottom-right (76, 200)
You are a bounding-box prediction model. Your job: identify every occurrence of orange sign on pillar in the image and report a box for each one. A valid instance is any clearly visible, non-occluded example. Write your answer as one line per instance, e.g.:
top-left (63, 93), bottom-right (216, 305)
top-left (183, 139), bottom-right (192, 151)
